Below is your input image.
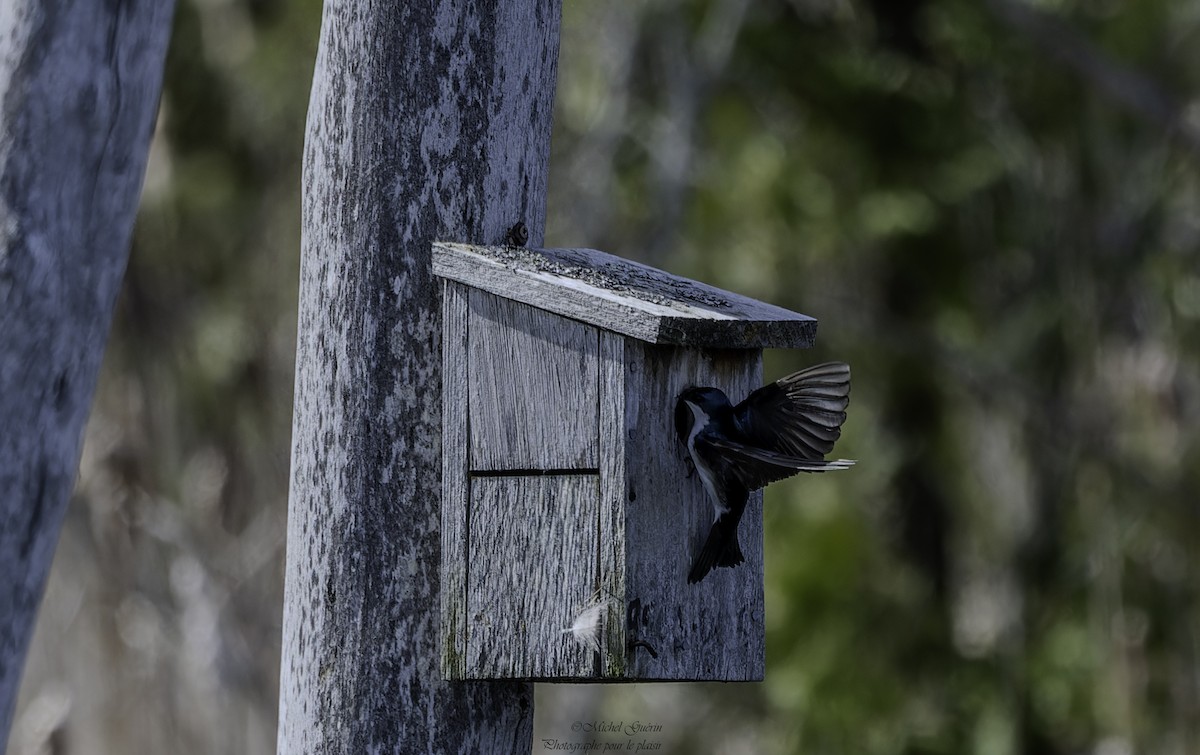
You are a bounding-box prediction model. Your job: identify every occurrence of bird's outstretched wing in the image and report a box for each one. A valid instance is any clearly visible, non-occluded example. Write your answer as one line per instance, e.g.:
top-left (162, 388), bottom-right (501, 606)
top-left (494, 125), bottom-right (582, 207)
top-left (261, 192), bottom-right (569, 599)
top-left (731, 362), bottom-right (851, 459)
top-left (698, 435), bottom-right (855, 492)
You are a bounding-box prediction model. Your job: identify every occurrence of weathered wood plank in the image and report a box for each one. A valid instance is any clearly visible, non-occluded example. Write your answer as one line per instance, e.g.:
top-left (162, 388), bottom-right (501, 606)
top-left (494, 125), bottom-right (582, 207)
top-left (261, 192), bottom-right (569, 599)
top-left (468, 290), bottom-right (600, 471)
top-left (597, 332), bottom-right (627, 678)
top-left (433, 242), bottom-right (818, 349)
top-left (0, 0), bottom-right (175, 740)
top-left (622, 345), bottom-right (766, 681)
top-left (465, 475), bottom-right (600, 679)
top-left (440, 281), bottom-right (470, 679)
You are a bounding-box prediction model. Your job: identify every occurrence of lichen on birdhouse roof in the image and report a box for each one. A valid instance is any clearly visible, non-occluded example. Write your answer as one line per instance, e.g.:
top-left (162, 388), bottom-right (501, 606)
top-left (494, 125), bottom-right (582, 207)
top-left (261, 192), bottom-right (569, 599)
top-left (432, 242), bottom-right (817, 349)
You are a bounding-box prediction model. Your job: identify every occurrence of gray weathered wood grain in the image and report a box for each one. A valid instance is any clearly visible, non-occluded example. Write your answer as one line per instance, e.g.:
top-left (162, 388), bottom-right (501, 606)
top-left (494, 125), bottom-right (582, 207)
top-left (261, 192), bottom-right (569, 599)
top-left (468, 290), bottom-right (599, 471)
top-left (439, 281), bottom-right (470, 680)
top-left (622, 345), bottom-right (766, 681)
top-left (465, 475), bottom-right (599, 678)
top-left (279, 2), bottom-right (560, 751)
top-left (597, 331), bottom-right (628, 678)
top-left (433, 242), bottom-right (818, 349)
top-left (0, 0), bottom-right (174, 741)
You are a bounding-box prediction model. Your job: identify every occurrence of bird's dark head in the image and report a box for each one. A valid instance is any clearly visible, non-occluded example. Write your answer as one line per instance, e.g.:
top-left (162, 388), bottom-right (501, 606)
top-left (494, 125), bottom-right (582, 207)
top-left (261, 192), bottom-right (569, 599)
top-left (678, 386), bottom-right (729, 413)
top-left (674, 386), bottom-right (730, 442)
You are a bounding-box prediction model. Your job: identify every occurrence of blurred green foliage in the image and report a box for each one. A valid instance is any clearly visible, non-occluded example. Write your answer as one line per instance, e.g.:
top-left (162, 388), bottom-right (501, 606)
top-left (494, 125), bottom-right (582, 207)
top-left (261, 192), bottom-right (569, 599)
top-left (12, 1), bottom-right (1200, 754)
top-left (551, 1), bottom-right (1199, 753)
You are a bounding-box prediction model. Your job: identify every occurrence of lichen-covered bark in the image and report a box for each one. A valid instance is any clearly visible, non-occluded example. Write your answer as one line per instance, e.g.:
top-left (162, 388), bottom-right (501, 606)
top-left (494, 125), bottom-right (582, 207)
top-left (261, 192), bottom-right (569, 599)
top-left (0, 0), bottom-right (174, 744)
top-left (278, 2), bottom-right (561, 752)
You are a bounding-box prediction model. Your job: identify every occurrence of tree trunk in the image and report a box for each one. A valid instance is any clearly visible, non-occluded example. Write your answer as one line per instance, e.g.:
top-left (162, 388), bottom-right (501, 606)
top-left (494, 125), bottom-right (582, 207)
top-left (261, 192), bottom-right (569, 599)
top-left (0, 0), bottom-right (175, 744)
top-left (278, 2), bottom-right (561, 752)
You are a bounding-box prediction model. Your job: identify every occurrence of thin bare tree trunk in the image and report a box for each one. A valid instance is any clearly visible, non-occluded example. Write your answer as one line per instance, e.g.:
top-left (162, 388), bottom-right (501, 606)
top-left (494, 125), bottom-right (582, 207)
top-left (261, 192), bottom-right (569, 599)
top-left (0, 0), bottom-right (175, 744)
top-left (278, 2), bottom-right (561, 751)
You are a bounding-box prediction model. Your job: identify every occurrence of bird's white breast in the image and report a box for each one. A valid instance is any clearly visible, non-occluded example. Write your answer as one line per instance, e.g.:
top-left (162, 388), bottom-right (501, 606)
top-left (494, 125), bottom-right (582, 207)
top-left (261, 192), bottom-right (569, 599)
top-left (685, 401), bottom-right (725, 521)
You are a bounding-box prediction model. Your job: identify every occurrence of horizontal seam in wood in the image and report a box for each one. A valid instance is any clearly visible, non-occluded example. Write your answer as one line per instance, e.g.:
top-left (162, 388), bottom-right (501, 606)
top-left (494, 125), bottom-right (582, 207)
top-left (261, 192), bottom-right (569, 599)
top-left (470, 468), bottom-right (600, 477)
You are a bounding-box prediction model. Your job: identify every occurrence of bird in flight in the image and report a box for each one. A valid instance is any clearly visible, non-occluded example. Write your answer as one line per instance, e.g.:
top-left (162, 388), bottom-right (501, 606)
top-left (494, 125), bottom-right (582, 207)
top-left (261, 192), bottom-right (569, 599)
top-left (675, 362), bottom-right (855, 584)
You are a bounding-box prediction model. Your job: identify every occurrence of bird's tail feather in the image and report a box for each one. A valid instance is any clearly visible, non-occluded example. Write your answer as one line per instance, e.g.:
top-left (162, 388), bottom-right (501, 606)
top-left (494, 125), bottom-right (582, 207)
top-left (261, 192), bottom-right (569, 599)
top-left (688, 512), bottom-right (744, 584)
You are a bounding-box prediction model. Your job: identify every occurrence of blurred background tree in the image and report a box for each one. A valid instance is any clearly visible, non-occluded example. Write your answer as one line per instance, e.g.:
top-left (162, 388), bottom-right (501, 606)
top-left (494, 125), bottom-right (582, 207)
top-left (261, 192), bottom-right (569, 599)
top-left (9, 1), bottom-right (1199, 753)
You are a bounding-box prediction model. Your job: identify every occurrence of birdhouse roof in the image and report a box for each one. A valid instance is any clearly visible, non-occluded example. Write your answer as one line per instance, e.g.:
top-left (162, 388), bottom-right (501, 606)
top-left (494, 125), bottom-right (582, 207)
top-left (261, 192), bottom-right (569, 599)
top-left (432, 242), bottom-right (817, 349)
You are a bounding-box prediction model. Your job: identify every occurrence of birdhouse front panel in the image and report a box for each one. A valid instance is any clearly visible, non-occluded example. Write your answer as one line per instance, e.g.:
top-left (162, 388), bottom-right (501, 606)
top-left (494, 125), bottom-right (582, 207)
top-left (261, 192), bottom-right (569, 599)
top-left (619, 343), bottom-right (766, 681)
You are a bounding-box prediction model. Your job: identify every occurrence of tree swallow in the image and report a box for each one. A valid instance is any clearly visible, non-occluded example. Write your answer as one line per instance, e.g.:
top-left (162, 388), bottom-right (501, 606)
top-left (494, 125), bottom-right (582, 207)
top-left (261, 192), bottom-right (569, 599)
top-left (675, 362), bottom-right (855, 584)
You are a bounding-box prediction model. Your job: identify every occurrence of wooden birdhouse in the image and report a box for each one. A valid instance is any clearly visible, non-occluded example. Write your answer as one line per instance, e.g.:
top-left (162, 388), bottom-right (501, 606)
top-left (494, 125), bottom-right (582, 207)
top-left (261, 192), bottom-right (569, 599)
top-left (435, 242), bottom-right (817, 682)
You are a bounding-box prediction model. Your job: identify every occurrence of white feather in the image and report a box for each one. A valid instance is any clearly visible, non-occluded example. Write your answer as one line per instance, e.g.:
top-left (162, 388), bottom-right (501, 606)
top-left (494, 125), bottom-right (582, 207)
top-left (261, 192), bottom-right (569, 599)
top-left (562, 593), bottom-right (617, 653)
top-left (685, 401), bottom-right (725, 520)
